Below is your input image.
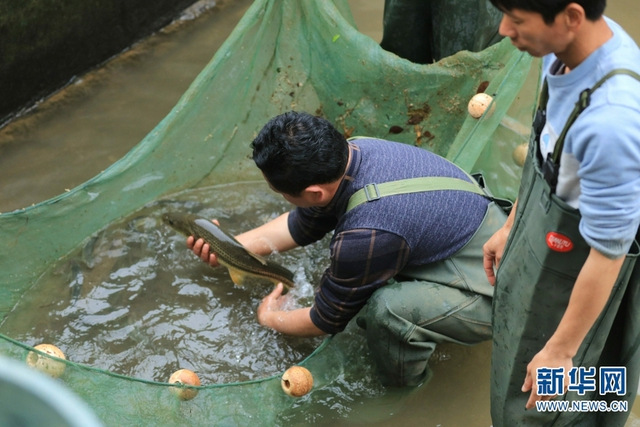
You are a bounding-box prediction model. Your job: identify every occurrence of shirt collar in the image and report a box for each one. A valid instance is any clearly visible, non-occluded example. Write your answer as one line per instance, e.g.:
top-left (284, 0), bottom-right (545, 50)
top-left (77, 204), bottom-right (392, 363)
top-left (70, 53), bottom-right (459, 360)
top-left (320, 143), bottom-right (361, 213)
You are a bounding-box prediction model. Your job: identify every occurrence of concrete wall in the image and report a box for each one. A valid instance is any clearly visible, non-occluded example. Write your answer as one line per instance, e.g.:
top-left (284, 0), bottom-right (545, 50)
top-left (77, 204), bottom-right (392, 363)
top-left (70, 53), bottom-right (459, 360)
top-left (0, 0), bottom-right (198, 122)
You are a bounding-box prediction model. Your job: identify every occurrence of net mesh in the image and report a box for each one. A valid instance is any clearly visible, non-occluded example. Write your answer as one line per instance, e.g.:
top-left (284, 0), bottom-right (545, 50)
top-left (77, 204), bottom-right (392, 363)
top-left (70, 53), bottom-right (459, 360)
top-left (0, 0), bottom-right (539, 425)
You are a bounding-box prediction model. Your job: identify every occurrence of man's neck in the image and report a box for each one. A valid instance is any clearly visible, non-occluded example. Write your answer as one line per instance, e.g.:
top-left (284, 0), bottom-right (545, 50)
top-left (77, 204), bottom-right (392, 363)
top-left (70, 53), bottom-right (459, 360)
top-left (330, 146), bottom-right (353, 198)
top-left (557, 17), bottom-right (613, 70)
top-left (313, 146), bottom-right (352, 207)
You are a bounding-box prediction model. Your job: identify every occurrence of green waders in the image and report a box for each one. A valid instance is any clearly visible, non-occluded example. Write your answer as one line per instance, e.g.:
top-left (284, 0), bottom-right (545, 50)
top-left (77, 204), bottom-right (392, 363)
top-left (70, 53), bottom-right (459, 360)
top-left (380, 0), bottom-right (503, 64)
top-left (491, 70), bottom-right (640, 427)
top-left (352, 173), bottom-right (509, 387)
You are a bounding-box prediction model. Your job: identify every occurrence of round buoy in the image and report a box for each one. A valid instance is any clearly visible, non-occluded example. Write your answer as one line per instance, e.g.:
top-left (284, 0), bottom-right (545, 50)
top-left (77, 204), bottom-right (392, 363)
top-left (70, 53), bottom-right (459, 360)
top-left (169, 369), bottom-right (201, 401)
top-left (468, 93), bottom-right (494, 119)
top-left (281, 366), bottom-right (313, 398)
top-left (26, 344), bottom-right (66, 378)
top-left (512, 143), bottom-right (529, 167)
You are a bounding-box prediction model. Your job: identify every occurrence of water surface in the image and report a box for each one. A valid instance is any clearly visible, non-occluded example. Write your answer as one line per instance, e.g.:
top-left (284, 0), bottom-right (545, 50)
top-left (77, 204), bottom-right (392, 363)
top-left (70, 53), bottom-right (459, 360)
top-left (1, 182), bottom-right (326, 384)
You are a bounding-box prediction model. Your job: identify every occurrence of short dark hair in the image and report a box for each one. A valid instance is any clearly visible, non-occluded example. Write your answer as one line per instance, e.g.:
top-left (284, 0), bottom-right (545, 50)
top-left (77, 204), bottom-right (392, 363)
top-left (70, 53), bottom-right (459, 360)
top-left (489, 0), bottom-right (606, 24)
top-left (251, 111), bottom-right (349, 196)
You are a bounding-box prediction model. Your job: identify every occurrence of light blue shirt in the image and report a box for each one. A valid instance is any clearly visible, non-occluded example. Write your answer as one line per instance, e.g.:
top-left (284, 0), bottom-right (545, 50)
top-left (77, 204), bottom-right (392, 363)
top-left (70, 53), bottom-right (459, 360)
top-left (540, 17), bottom-right (640, 258)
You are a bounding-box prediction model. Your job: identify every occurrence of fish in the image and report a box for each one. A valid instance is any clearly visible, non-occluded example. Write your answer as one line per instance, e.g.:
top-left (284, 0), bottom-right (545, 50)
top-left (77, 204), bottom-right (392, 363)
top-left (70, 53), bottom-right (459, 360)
top-left (69, 259), bottom-right (85, 305)
top-left (162, 212), bottom-right (295, 289)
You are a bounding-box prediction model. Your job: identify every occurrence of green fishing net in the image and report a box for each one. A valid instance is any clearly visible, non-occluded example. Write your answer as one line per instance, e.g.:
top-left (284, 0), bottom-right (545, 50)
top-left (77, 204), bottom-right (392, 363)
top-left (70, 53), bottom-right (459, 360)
top-left (0, 0), bottom-right (539, 425)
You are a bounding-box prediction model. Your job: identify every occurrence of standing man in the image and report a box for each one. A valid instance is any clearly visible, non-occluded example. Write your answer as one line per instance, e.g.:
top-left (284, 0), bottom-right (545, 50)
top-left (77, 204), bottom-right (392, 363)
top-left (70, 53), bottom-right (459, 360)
top-left (483, 0), bottom-right (640, 425)
top-left (189, 111), bottom-right (508, 387)
top-left (380, 0), bottom-right (503, 63)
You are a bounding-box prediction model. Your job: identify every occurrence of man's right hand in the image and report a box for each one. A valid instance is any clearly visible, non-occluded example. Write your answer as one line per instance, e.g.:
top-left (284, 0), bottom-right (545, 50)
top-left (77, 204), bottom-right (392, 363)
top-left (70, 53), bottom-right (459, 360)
top-left (185, 212), bottom-right (299, 268)
top-left (482, 226), bottom-right (510, 285)
top-left (483, 200), bottom-right (517, 285)
top-left (186, 219), bottom-right (221, 267)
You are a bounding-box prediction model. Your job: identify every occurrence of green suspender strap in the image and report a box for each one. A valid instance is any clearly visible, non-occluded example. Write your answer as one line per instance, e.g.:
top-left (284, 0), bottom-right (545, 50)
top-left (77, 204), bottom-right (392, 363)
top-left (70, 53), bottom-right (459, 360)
top-left (540, 69), bottom-right (640, 190)
top-left (346, 176), bottom-right (488, 213)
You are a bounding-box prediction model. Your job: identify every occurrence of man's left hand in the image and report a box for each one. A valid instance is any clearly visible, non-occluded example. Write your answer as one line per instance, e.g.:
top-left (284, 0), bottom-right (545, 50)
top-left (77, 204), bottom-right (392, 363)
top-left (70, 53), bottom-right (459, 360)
top-left (522, 346), bottom-right (573, 409)
top-left (257, 282), bottom-right (287, 327)
top-left (256, 283), bottom-right (325, 337)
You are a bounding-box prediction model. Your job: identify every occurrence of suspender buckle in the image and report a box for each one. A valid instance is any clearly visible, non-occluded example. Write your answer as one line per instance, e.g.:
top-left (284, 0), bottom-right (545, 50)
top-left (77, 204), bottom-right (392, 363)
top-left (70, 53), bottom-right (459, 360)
top-left (532, 109), bottom-right (546, 138)
top-left (363, 183), bottom-right (381, 202)
top-left (541, 153), bottom-right (559, 193)
top-left (578, 89), bottom-right (591, 112)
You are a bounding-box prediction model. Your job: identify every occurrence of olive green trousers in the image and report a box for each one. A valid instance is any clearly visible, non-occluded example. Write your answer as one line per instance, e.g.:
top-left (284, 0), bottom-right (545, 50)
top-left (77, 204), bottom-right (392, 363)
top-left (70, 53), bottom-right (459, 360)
top-left (357, 201), bottom-right (506, 386)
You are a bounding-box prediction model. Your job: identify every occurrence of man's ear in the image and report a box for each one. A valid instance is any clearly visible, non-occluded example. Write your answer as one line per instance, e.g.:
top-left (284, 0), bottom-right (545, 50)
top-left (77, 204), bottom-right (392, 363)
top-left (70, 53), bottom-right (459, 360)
top-left (563, 3), bottom-right (585, 30)
top-left (302, 185), bottom-right (327, 202)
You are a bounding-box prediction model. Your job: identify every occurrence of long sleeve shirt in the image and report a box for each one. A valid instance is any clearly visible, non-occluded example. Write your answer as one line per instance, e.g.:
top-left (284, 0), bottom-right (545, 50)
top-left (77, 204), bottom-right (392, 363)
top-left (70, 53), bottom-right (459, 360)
top-left (287, 139), bottom-right (490, 334)
top-left (540, 17), bottom-right (640, 258)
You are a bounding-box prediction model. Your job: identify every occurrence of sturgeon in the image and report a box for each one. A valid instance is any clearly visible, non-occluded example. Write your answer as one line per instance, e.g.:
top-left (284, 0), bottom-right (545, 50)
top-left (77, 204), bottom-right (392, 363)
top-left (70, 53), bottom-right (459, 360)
top-left (162, 213), bottom-right (295, 289)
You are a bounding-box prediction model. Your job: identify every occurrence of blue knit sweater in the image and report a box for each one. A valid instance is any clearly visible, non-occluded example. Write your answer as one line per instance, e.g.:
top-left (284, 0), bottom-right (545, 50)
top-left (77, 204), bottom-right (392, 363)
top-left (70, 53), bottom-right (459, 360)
top-left (288, 138), bottom-right (489, 333)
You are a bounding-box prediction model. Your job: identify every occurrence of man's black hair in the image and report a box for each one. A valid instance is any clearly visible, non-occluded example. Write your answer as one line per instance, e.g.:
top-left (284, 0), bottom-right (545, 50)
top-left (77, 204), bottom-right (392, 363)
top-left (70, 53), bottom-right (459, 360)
top-left (251, 111), bottom-right (349, 196)
top-left (489, 0), bottom-right (606, 24)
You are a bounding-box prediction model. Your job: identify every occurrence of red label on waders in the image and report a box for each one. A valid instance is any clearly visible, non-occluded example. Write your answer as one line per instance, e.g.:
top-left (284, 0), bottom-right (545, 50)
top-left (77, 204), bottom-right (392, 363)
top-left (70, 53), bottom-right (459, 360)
top-left (546, 232), bottom-right (574, 252)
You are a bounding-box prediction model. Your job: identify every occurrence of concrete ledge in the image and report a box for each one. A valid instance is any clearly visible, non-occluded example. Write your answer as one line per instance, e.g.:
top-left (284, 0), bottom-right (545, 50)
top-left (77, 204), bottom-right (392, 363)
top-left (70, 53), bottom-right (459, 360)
top-left (0, 0), bottom-right (198, 122)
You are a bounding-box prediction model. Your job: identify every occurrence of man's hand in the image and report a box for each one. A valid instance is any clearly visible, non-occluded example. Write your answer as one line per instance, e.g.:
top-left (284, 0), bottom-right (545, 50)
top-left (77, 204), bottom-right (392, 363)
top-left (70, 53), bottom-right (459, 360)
top-left (186, 212), bottom-right (300, 268)
top-left (483, 200), bottom-right (518, 285)
top-left (522, 346), bottom-right (574, 409)
top-left (520, 249), bottom-right (625, 409)
top-left (482, 225), bottom-right (510, 285)
top-left (257, 283), bottom-right (325, 337)
top-left (257, 282), bottom-right (288, 327)
top-left (186, 219), bottom-right (220, 267)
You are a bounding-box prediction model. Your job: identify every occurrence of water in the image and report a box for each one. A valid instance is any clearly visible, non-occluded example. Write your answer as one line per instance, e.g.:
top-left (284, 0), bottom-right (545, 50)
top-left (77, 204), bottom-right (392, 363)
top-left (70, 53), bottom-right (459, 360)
top-left (0, 0), bottom-right (256, 214)
top-left (0, 182), bottom-right (326, 384)
top-left (2, 0), bottom-right (638, 214)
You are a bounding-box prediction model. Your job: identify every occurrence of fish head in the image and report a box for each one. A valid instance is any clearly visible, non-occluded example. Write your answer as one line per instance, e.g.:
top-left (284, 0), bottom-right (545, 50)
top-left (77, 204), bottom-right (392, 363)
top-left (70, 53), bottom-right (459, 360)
top-left (162, 212), bottom-right (196, 236)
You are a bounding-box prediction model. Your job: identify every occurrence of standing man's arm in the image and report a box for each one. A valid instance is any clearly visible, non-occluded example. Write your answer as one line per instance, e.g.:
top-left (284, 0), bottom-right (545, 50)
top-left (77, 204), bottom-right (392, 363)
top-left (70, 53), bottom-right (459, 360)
top-left (520, 100), bottom-right (640, 407)
top-left (483, 198), bottom-right (626, 408)
top-left (522, 248), bottom-right (625, 408)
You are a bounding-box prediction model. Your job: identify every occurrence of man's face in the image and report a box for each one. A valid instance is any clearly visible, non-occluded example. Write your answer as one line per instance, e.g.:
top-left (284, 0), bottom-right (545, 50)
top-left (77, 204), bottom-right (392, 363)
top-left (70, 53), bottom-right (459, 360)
top-left (279, 191), bottom-right (318, 208)
top-left (263, 175), bottom-right (320, 208)
top-left (498, 8), bottom-right (571, 57)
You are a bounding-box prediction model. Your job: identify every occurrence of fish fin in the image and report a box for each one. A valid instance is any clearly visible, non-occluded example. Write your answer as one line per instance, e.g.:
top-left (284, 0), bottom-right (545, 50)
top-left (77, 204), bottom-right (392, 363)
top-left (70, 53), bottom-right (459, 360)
top-left (272, 279), bottom-right (291, 295)
top-left (270, 278), bottom-right (291, 288)
top-left (246, 250), bottom-right (268, 266)
top-left (228, 268), bottom-right (246, 287)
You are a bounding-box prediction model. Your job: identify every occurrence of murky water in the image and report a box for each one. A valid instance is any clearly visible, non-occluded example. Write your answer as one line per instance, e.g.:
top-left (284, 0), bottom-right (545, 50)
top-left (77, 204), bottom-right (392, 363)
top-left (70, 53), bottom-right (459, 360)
top-left (1, 0), bottom-right (640, 425)
top-left (0, 182), bottom-right (326, 384)
top-left (1, 0), bottom-right (637, 214)
top-left (0, 0), bottom-right (255, 214)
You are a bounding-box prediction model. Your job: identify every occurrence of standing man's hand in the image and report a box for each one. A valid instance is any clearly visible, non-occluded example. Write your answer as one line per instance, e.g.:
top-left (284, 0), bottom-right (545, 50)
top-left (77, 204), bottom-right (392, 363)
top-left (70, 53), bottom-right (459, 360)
top-left (483, 200), bottom-right (518, 285)
top-left (483, 226), bottom-right (510, 285)
top-left (521, 346), bottom-right (573, 409)
top-left (520, 249), bottom-right (625, 409)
